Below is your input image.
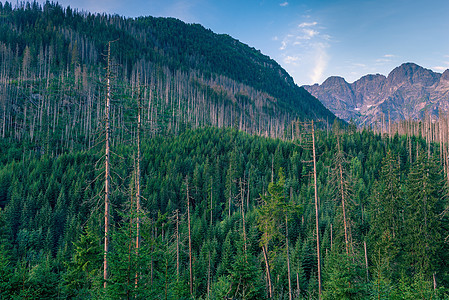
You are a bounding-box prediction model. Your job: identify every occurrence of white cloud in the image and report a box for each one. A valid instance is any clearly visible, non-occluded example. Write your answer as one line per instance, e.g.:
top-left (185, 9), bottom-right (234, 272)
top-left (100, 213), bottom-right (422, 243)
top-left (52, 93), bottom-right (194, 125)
top-left (433, 66), bottom-right (447, 72)
top-left (276, 20), bottom-right (330, 84)
top-left (302, 29), bottom-right (319, 39)
top-left (433, 62), bottom-right (449, 72)
top-left (284, 55), bottom-right (300, 64)
top-left (298, 22), bottom-right (317, 28)
top-left (280, 40), bottom-right (287, 50)
top-left (310, 43), bottom-right (329, 83)
top-left (280, 2), bottom-right (289, 7)
top-left (376, 54), bottom-right (396, 63)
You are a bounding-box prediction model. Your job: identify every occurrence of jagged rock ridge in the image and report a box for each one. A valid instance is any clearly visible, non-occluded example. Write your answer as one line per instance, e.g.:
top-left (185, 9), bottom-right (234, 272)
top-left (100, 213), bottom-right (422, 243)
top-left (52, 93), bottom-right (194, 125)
top-left (303, 63), bottom-right (449, 125)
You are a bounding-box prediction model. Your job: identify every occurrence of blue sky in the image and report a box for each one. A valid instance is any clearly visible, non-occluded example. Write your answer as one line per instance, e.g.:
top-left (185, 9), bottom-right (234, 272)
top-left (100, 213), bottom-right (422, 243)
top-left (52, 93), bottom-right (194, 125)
top-left (37, 0), bottom-right (449, 85)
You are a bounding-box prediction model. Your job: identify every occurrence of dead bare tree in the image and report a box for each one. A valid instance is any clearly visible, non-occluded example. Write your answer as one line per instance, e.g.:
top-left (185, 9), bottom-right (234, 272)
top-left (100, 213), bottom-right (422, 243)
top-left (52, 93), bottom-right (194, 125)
top-left (103, 41), bottom-right (112, 289)
top-left (294, 120), bottom-right (322, 298)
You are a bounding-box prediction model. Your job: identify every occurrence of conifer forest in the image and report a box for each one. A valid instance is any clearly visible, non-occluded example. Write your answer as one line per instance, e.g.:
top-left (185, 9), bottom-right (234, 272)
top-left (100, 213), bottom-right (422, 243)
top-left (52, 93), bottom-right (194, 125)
top-left (1, 2), bottom-right (449, 299)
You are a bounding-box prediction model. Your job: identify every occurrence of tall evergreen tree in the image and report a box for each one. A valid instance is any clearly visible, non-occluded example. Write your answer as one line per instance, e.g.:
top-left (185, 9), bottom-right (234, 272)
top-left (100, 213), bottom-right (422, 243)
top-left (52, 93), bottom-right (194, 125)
top-left (368, 150), bottom-right (402, 279)
top-left (403, 153), bottom-right (446, 280)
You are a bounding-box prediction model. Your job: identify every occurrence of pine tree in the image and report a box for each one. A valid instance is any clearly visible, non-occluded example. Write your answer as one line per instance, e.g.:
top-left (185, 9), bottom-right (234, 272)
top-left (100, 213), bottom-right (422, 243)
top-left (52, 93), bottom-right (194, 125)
top-left (368, 150), bottom-right (402, 279)
top-left (402, 153), bottom-right (446, 279)
top-left (257, 168), bottom-right (301, 298)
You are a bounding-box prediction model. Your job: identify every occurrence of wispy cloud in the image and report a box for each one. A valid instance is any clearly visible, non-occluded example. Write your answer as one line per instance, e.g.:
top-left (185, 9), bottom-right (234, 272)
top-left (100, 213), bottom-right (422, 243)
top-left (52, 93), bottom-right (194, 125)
top-left (375, 54), bottom-right (396, 63)
top-left (298, 22), bottom-right (318, 28)
top-left (434, 66), bottom-right (448, 72)
top-left (433, 61), bottom-right (449, 72)
top-left (278, 20), bottom-right (330, 84)
top-left (311, 43), bottom-right (329, 83)
top-left (284, 55), bottom-right (299, 64)
top-left (280, 2), bottom-right (289, 7)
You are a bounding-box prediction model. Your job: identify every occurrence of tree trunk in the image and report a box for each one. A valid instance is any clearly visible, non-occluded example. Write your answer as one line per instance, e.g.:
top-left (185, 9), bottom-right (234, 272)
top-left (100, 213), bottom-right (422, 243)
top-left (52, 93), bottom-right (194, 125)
top-left (186, 177), bottom-right (193, 296)
top-left (364, 240), bottom-right (369, 282)
top-left (103, 41), bottom-right (112, 289)
top-left (135, 85), bottom-right (142, 288)
top-left (286, 216), bottom-right (292, 300)
top-left (312, 120), bottom-right (322, 297)
top-left (240, 178), bottom-right (247, 256)
top-left (176, 209), bottom-right (180, 279)
top-left (262, 245), bottom-right (273, 298)
top-left (338, 138), bottom-right (350, 256)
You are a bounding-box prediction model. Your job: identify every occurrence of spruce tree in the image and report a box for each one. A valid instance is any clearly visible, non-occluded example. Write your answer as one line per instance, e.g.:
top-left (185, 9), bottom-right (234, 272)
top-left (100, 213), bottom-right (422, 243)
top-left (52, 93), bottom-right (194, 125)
top-left (403, 153), bottom-right (446, 280)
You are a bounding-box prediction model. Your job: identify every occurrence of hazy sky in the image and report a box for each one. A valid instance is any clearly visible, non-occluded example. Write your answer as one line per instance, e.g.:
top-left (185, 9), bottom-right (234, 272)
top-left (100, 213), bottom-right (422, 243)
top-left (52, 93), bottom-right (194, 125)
top-left (36, 0), bottom-right (449, 85)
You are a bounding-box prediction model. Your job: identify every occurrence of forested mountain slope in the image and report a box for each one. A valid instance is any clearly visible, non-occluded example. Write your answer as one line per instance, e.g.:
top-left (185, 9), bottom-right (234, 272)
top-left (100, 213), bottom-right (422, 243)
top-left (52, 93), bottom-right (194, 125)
top-left (2, 2), bottom-right (449, 299)
top-left (1, 126), bottom-right (448, 298)
top-left (0, 1), bottom-right (335, 153)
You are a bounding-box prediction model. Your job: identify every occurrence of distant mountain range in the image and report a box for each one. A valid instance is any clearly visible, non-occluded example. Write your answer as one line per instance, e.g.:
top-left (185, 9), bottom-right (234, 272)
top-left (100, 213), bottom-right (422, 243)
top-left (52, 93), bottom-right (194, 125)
top-left (303, 63), bottom-right (449, 125)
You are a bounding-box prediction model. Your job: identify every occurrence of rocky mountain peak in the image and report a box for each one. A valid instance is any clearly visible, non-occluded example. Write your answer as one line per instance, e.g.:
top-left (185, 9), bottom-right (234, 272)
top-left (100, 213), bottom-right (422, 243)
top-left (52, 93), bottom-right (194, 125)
top-left (442, 69), bottom-right (449, 81)
top-left (387, 62), bottom-right (441, 86)
top-left (303, 63), bottom-right (449, 126)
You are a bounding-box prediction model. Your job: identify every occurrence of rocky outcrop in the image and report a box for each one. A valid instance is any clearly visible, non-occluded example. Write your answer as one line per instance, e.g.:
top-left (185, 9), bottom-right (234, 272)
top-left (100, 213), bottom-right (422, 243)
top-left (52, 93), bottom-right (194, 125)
top-left (303, 63), bottom-right (449, 125)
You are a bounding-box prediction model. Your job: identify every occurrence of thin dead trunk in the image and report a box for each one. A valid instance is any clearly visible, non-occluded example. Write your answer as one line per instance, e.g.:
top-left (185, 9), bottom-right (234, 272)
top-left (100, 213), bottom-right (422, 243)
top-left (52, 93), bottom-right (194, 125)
top-left (240, 178), bottom-right (247, 256)
top-left (186, 177), bottom-right (193, 296)
top-left (135, 85), bottom-right (142, 288)
top-left (262, 245), bottom-right (273, 298)
top-left (286, 216), bottom-right (292, 300)
top-left (176, 209), bottom-right (180, 279)
top-left (338, 141), bottom-right (350, 256)
top-left (364, 240), bottom-right (369, 282)
top-left (312, 120), bottom-right (322, 297)
top-left (103, 41), bottom-right (112, 289)
top-left (207, 251), bottom-right (211, 299)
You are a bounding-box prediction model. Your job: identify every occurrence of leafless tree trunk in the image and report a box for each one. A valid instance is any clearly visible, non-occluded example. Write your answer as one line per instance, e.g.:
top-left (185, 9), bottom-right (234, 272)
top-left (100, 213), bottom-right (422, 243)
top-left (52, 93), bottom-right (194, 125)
top-left (262, 244), bottom-right (273, 298)
top-left (240, 178), bottom-right (247, 256)
top-left (312, 120), bottom-right (322, 297)
top-left (186, 177), bottom-right (193, 296)
top-left (337, 138), bottom-right (350, 256)
top-left (286, 216), bottom-right (292, 300)
top-left (103, 41), bottom-right (112, 289)
top-left (364, 240), bottom-right (369, 282)
top-left (135, 85), bottom-right (142, 288)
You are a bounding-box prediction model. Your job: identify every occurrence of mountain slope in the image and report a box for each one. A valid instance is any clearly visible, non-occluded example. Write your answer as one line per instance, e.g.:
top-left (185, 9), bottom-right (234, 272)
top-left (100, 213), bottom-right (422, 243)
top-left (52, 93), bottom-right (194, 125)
top-left (304, 63), bottom-right (449, 125)
top-left (0, 2), bottom-right (335, 150)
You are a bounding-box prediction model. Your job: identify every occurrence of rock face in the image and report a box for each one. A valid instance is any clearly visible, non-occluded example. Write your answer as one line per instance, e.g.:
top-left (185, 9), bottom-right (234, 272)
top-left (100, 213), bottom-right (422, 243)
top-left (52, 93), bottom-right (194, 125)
top-left (303, 63), bottom-right (449, 125)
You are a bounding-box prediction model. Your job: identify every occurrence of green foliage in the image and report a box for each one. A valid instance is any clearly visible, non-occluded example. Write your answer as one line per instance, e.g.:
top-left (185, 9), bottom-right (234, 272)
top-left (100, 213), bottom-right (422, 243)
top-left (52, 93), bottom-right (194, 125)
top-left (322, 251), bottom-right (369, 299)
top-left (63, 225), bottom-right (101, 298)
top-left (0, 123), bottom-right (448, 298)
top-left (402, 153), bottom-right (446, 277)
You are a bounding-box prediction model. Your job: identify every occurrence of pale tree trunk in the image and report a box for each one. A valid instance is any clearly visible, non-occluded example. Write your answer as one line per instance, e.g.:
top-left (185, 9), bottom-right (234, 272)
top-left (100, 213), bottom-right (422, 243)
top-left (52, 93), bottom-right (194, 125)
top-left (364, 240), bottom-right (369, 281)
top-left (286, 216), bottom-right (292, 300)
top-left (312, 120), bottom-right (322, 297)
top-left (337, 138), bottom-right (350, 256)
top-left (262, 244), bottom-right (273, 298)
top-left (176, 210), bottom-right (180, 280)
top-left (104, 41), bottom-right (112, 289)
top-left (207, 251), bottom-right (211, 299)
top-left (210, 177), bottom-right (213, 227)
top-left (135, 85), bottom-right (142, 288)
top-left (186, 177), bottom-right (193, 296)
top-left (240, 178), bottom-right (247, 256)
